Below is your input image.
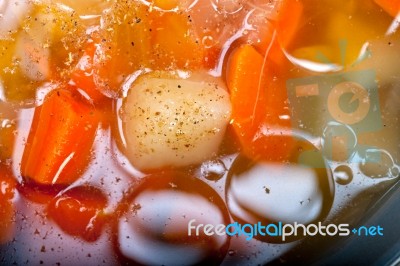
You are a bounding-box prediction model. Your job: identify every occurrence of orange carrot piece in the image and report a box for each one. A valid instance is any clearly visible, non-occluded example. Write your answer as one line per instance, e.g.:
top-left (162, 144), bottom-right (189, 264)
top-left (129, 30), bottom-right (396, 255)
top-left (275, 0), bottom-right (304, 49)
top-left (70, 36), bottom-right (108, 104)
top-left (265, 0), bottom-right (304, 66)
top-left (249, 0), bottom-right (303, 65)
top-left (21, 89), bottom-right (99, 186)
top-left (48, 185), bottom-right (108, 242)
top-left (226, 44), bottom-right (293, 162)
top-left (226, 44), bottom-right (267, 138)
top-left (374, 0), bottom-right (400, 17)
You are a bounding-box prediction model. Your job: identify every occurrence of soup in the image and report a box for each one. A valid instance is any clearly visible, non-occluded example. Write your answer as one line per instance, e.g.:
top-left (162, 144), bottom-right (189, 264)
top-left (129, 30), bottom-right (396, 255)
top-left (1, 0), bottom-right (399, 264)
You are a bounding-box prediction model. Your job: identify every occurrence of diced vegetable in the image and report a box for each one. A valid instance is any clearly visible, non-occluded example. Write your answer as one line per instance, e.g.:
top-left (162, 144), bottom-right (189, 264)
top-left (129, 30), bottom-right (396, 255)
top-left (226, 44), bottom-right (293, 162)
top-left (0, 2), bottom-right (84, 103)
top-left (243, 0), bottom-right (303, 65)
top-left (47, 185), bottom-right (108, 242)
top-left (21, 89), bottom-right (99, 186)
top-left (226, 45), bottom-right (267, 137)
top-left (94, 1), bottom-right (205, 97)
top-left (374, 0), bottom-right (400, 17)
top-left (274, 0), bottom-right (304, 50)
top-left (121, 72), bottom-right (231, 171)
top-left (70, 35), bottom-right (108, 104)
top-left (150, 11), bottom-right (204, 70)
top-left (93, 2), bottom-right (150, 97)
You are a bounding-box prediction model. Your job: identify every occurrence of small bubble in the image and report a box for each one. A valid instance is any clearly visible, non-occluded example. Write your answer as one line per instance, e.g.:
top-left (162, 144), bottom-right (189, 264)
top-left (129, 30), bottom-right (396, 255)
top-left (333, 165), bottom-right (353, 185)
top-left (389, 165), bottom-right (400, 178)
top-left (210, 0), bottom-right (243, 15)
top-left (322, 121), bottom-right (357, 162)
top-left (201, 35), bottom-right (215, 49)
top-left (359, 148), bottom-right (398, 179)
top-left (228, 249), bottom-right (236, 256)
top-left (200, 159), bottom-right (227, 181)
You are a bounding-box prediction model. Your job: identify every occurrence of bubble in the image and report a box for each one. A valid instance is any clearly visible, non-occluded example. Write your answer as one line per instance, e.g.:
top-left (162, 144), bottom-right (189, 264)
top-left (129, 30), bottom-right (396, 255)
top-left (200, 159), bottom-right (227, 181)
top-left (228, 249), bottom-right (236, 256)
top-left (322, 121), bottom-right (357, 162)
top-left (333, 165), bottom-right (353, 185)
top-left (359, 148), bottom-right (399, 179)
top-left (210, 0), bottom-right (243, 15)
top-left (202, 35), bottom-right (215, 49)
top-left (1, 118), bottom-right (15, 129)
top-left (114, 171), bottom-right (230, 265)
top-left (389, 165), bottom-right (400, 178)
top-left (225, 134), bottom-right (334, 242)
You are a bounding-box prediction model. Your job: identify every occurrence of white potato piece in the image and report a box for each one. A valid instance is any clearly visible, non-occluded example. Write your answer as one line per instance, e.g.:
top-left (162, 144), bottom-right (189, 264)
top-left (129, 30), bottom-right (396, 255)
top-left (121, 72), bottom-right (232, 171)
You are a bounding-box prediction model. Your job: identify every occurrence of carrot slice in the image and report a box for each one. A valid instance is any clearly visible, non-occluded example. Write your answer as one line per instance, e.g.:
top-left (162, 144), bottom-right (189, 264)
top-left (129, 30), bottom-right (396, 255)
top-left (251, 0), bottom-right (303, 65)
top-left (47, 185), bottom-right (108, 242)
top-left (21, 89), bottom-right (99, 186)
top-left (226, 45), bottom-right (267, 138)
top-left (275, 0), bottom-right (304, 49)
top-left (94, 2), bottom-right (205, 96)
top-left (0, 165), bottom-right (17, 244)
top-left (374, 0), bottom-right (400, 17)
top-left (70, 36), bottom-right (107, 104)
top-left (226, 44), bottom-right (293, 162)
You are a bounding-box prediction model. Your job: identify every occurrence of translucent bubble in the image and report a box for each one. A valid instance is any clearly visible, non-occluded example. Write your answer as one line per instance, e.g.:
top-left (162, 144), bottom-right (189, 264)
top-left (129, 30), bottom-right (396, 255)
top-left (322, 121), bottom-right (357, 162)
top-left (1, 118), bottom-right (15, 129)
top-left (114, 171), bottom-right (230, 265)
top-left (202, 35), bottom-right (216, 49)
top-left (225, 134), bottom-right (334, 242)
top-left (228, 249), bottom-right (236, 256)
top-left (359, 148), bottom-right (399, 179)
top-left (389, 165), bottom-right (400, 179)
top-left (210, 0), bottom-right (243, 15)
top-left (333, 165), bottom-right (353, 185)
top-left (200, 159), bottom-right (227, 181)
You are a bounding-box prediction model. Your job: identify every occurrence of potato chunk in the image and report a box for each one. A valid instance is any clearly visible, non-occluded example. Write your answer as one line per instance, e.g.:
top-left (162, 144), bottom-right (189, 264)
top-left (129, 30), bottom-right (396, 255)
top-left (121, 72), bottom-right (231, 171)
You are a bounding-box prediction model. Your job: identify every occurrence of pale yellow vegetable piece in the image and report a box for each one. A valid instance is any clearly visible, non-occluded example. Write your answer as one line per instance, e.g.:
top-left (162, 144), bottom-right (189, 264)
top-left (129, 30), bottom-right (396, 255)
top-left (121, 72), bottom-right (232, 171)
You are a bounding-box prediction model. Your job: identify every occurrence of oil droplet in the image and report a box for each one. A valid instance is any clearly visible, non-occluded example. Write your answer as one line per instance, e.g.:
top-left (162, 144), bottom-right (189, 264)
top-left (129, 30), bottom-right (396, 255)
top-left (228, 249), bottom-right (236, 256)
top-left (359, 148), bottom-right (398, 179)
top-left (200, 159), bottom-right (227, 181)
top-left (210, 0), bottom-right (243, 15)
top-left (226, 135), bottom-right (334, 242)
top-left (202, 35), bottom-right (215, 49)
top-left (322, 121), bottom-right (357, 162)
top-left (114, 171), bottom-right (230, 265)
top-left (389, 165), bottom-right (400, 178)
top-left (333, 165), bottom-right (353, 185)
